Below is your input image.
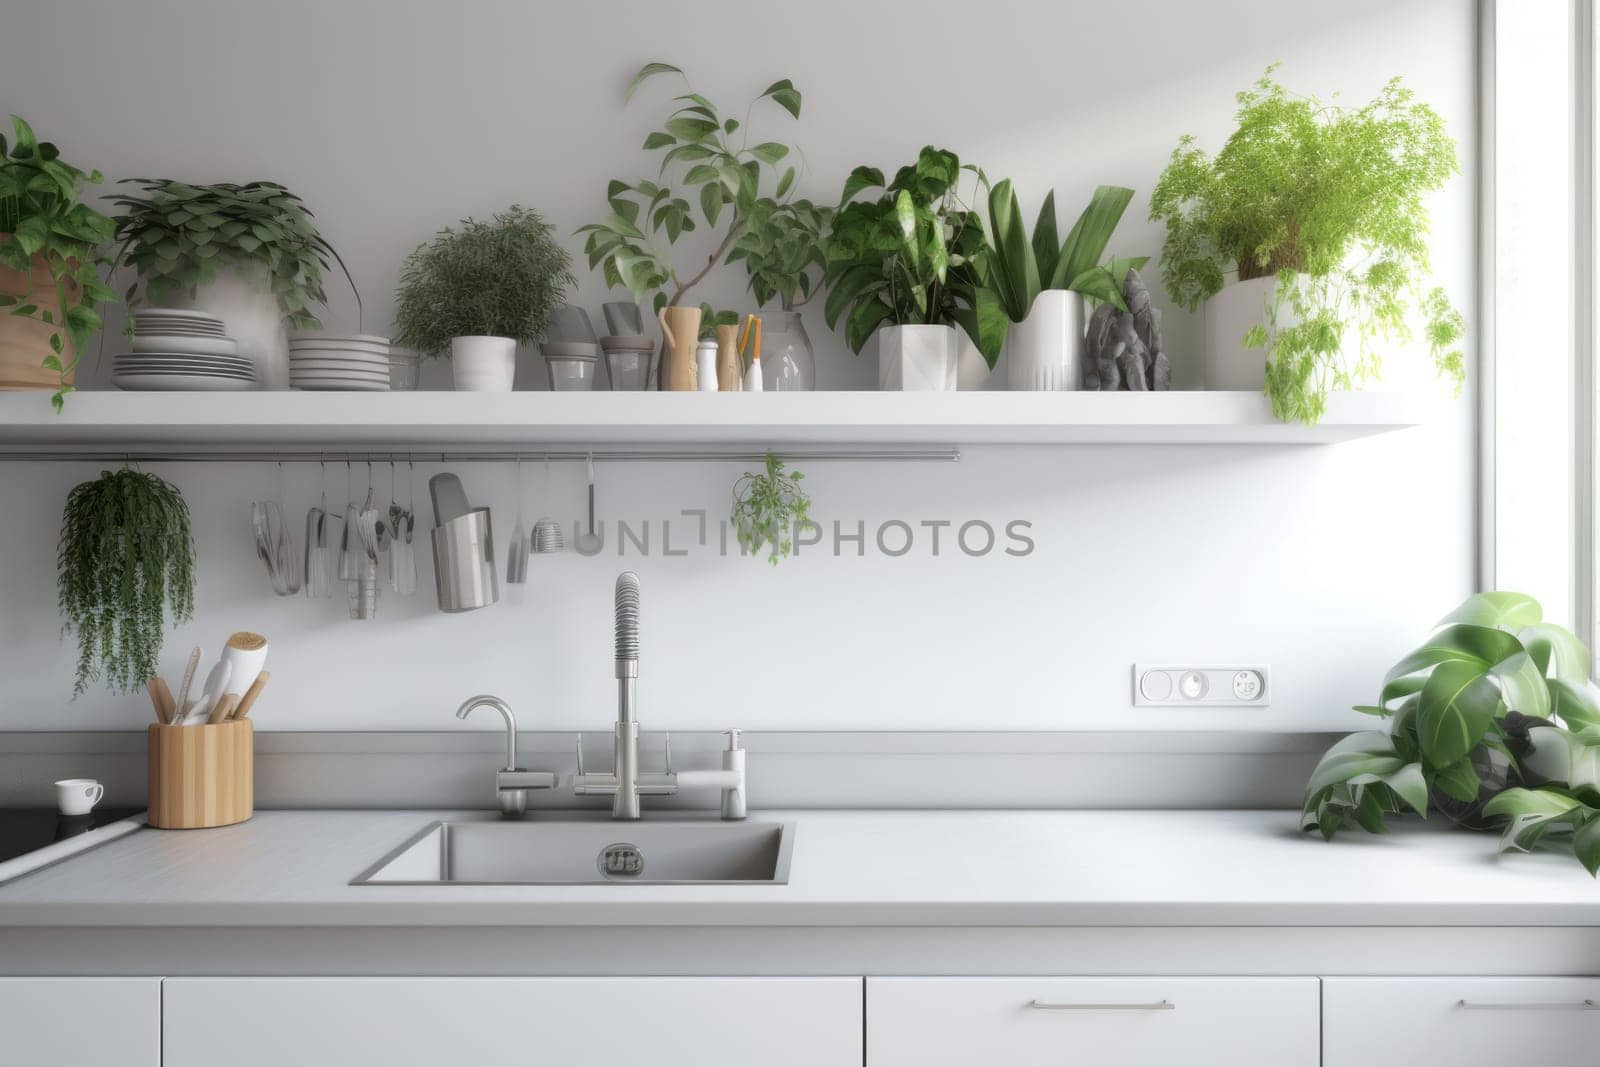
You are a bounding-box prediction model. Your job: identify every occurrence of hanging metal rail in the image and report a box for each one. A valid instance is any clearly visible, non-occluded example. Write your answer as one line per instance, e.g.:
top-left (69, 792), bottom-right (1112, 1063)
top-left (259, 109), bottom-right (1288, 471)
top-left (0, 447), bottom-right (962, 464)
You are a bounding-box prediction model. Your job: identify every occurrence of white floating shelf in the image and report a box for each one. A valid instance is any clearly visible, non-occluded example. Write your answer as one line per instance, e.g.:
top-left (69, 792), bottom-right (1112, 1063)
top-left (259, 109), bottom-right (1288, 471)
top-left (0, 390), bottom-right (1430, 454)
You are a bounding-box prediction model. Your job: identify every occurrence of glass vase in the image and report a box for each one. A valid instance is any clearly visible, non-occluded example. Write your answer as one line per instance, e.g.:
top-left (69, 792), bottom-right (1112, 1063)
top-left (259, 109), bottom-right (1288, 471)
top-left (761, 310), bottom-right (815, 391)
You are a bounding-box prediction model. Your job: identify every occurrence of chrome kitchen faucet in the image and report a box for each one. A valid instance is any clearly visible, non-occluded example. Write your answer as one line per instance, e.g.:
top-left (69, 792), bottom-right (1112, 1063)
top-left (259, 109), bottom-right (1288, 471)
top-left (571, 572), bottom-right (747, 820)
top-left (454, 695), bottom-right (558, 815)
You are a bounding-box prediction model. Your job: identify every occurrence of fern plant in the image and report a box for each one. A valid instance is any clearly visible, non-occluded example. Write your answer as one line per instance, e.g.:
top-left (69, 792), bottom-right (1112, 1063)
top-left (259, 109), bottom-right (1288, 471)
top-left (1149, 66), bottom-right (1465, 424)
top-left (58, 469), bottom-right (195, 697)
top-left (394, 205), bottom-right (575, 355)
top-left (732, 452), bottom-right (811, 566)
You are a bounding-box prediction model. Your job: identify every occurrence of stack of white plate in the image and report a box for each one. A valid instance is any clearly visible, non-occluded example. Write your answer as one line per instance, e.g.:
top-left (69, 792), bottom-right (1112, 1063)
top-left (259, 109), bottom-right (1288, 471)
top-left (288, 333), bottom-right (391, 391)
top-left (113, 309), bottom-right (257, 391)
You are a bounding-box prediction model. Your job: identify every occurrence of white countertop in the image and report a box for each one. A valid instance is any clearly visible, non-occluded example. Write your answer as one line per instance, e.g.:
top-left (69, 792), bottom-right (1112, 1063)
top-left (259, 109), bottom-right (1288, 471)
top-left (0, 808), bottom-right (1595, 928)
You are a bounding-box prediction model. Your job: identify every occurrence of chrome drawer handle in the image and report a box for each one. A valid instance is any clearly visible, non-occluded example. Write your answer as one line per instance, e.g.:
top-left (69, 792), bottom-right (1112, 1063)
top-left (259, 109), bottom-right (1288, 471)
top-left (1458, 999), bottom-right (1598, 1011)
top-left (1028, 1000), bottom-right (1175, 1012)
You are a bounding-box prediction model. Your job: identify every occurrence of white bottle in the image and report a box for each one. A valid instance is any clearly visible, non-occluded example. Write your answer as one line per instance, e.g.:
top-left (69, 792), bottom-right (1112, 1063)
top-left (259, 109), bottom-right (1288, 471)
top-left (744, 322), bottom-right (765, 392)
top-left (696, 340), bottom-right (719, 392)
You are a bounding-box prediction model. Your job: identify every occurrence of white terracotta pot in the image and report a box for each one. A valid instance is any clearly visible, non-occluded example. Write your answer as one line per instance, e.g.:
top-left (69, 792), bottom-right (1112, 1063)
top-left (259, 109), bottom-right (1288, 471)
top-left (1006, 289), bottom-right (1085, 391)
top-left (451, 335), bottom-right (517, 392)
top-left (178, 266), bottom-right (288, 389)
top-left (878, 324), bottom-right (957, 391)
top-left (1203, 274), bottom-right (1292, 390)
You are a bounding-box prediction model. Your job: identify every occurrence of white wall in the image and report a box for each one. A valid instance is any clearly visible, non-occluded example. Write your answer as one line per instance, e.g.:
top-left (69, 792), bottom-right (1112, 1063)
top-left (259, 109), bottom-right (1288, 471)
top-left (0, 0), bottom-right (1477, 733)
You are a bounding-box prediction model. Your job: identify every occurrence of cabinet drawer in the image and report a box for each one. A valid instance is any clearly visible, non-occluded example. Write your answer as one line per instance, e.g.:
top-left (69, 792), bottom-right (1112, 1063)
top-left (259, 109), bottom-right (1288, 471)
top-left (0, 977), bottom-right (161, 1064)
top-left (164, 977), bottom-right (862, 1067)
top-left (1324, 977), bottom-right (1600, 1064)
top-left (867, 977), bottom-right (1318, 1067)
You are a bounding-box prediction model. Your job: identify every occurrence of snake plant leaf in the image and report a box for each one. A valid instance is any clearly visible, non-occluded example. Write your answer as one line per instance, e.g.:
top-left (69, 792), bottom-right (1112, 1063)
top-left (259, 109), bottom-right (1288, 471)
top-left (1068, 266), bottom-right (1129, 312)
top-left (950, 286), bottom-right (1008, 369)
top-left (985, 179), bottom-right (1039, 321)
top-left (1489, 651), bottom-right (1553, 720)
top-left (1031, 191), bottom-right (1060, 294)
top-left (1051, 185), bottom-right (1135, 290)
top-left (1431, 756), bottom-right (1481, 803)
top-left (1379, 624), bottom-right (1524, 705)
top-left (1417, 659), bottom-right (1502, 768)
top-left (1519, 623), bottom-right (1592, 682)
top-left (1437, 591), bottom-right (1543, 630)
top-left (625, 62), bottom-right (683, 102)
top-left (1549, 678), bottom-right (1600, 730)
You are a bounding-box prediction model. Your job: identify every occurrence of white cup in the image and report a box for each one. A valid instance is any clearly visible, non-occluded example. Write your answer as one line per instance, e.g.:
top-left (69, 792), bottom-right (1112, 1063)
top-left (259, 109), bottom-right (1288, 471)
top-left (55, 778), bottom-right (104, 817)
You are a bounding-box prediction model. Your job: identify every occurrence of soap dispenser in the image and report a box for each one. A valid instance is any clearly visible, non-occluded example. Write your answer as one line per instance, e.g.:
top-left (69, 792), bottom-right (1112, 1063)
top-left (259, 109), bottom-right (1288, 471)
top-left (721, 729), bottom-right (746, 820)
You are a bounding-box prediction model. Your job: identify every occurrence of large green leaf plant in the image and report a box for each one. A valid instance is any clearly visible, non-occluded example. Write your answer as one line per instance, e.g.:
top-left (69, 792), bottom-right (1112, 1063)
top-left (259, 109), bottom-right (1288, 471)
top-left (1304, 592), bottom-right (1600, 875)
top-left (1149, 66), bottom-right (1465, 425)
top-left (979, 180), bottom-right (1147, 358)
top-left (822, 146), bottom-right (1003, 365)
top-left (0, 116), bottom-right (119, 411)
top-left (575, 62), bottom-right (806, 315)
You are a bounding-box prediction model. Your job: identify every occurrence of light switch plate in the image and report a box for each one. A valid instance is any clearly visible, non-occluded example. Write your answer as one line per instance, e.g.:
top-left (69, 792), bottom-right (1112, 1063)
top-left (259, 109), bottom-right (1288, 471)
top-left (1133, 664), bottom-right (1271, 707)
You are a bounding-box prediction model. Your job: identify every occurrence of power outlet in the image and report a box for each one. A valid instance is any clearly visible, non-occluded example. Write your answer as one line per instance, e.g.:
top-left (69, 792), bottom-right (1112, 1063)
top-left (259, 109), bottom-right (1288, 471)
top-left (1133, 664), bottom-right (1270, 707)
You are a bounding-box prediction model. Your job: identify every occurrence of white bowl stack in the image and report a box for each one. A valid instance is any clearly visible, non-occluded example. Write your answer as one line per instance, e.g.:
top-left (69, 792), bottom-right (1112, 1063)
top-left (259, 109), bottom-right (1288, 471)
top-left (114, 309), bottom-right (256, 391)
top-left (288, 333), bottom-right (392, 391)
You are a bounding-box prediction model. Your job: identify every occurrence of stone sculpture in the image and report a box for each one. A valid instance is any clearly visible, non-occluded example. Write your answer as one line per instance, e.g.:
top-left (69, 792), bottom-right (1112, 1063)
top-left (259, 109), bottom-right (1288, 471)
top-left (1084, 268), bottom-right (1170, 391)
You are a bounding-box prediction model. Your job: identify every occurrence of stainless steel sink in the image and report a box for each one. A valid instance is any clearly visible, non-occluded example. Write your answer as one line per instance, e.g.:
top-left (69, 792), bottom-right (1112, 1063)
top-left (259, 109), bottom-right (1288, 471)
top-left (352, 819), bottom-right (794, 886)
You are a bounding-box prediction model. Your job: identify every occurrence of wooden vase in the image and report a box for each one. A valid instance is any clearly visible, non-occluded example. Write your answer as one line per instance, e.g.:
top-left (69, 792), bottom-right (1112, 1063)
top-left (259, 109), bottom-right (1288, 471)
top-left (0, 256), bottom-right (77, 391)
top-left (715, 323), bottom-right (743, 392)
top-left (147, 720), bottom-right (254, 829)
top-left (657, 305), bottom-right (703, 391)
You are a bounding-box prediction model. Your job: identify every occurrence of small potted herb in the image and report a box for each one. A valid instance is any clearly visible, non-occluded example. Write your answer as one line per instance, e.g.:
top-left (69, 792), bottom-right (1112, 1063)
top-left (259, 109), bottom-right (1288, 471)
top-left (1150, 66), bottom-right (1465, 423)
top-left (730, 196), bottom-right (832, 390)
top-left (822, 146), bottom-right (1000, 390)
top-left (394, 205), bottom-right (575, 392)
top-left (0, 116), bottom-right (118, 411)
top-left (58, 468), bottom-right (196, 697)
top-left (111, 179), bottom-right (356, 389)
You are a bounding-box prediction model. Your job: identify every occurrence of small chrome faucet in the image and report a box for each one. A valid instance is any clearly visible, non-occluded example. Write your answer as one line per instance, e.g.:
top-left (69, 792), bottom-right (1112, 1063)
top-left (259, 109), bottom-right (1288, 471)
top-left (572, 573), bottom-right (747, 820)
top-left (455, 694), bottom-right (557, 815)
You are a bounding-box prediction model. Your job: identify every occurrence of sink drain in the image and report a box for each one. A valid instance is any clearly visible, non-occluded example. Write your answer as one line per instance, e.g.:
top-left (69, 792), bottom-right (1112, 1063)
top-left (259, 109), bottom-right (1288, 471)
top-left (599, 842), bottom-right (644, 879)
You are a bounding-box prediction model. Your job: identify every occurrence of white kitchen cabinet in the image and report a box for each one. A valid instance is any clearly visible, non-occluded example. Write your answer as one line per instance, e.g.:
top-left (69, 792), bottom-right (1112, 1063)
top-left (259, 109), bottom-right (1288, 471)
top-left (867, 976), bottom-right (1319, 1067)
top-left (162, 976), bottom-right (862, 1067)
top-left (1324, 977), bottom-right (1600, 1063)
top-left (0, 977), bottom-right (161, 1065)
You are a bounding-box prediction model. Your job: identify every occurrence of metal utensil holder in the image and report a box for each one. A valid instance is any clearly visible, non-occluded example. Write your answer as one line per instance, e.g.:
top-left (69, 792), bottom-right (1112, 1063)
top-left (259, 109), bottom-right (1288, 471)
top-left (432, 507), bottom-right (498, 612)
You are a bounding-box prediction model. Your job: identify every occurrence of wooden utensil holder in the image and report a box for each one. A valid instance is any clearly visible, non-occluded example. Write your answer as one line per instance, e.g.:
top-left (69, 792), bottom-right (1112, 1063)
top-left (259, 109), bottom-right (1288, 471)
top-left (147, 720), bottom-right (254, 829)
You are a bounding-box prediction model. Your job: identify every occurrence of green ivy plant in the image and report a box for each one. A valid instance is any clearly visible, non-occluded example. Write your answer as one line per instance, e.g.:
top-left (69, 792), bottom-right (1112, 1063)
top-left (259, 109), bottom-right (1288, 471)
top-left (393, 205), bottom-right (575, 355)
top-left (729, 196), bottom-right (832, 311)
top-left (0, 116), bottom-right (119, 411)
top-left (110, 179), bottom-right (356, 330)
top-left (575, 62), bottom-right (805, 314)
top-left (58, 468), bottom-right (196, 698)
top-left (1303, 592), bottom-right (1600, 876)
top-left (1149, 66), bottom-right (1465, 424)
top-left (823, 146), bottom-right (1004, 364)
top-left (732, 452), bottom-right (811, 567)
top-left (980, 180), bottom-right (1146, 365)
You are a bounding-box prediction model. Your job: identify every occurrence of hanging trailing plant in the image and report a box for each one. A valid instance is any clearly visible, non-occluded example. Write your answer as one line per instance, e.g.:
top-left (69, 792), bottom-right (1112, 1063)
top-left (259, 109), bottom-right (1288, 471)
top-left (58, 468), bottom-right (195, 697)
top-left (732, 452), bottom-right (811, 566)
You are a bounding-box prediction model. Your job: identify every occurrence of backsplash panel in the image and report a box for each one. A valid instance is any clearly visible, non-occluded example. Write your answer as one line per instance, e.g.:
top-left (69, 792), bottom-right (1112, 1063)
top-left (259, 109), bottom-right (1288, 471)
top-left (0, 0), bottom-right (1476, 733)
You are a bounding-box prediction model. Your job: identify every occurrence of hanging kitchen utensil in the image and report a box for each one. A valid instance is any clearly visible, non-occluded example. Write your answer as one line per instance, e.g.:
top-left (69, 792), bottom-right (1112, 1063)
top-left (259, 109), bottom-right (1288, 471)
top-left (531, 457), bottom-right (565, 554)
top-left (576, 454), bottom-right (603, 554)
top-left (305, 461), bottom-right (332, 599)
top-left (274, 462), bottom-right (302, 596)
top-left (506, 458), bottom-right (529, 584)
top-left (392, 459), bottom-right (418, 596)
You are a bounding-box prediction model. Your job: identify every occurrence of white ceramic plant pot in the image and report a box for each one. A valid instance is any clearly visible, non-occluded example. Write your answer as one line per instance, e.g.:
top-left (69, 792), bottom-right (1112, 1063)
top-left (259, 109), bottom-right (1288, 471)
top-left (1006, 289), bottom-right (1085, 391)
top-left (878, 324), bottom-right (957, 391)
top-left (1203, 274), bottom-right (1291, 390)
top-left (178, 266), bottom-right (288, 389)
top-left (451, 335), bottom-right (517, 392)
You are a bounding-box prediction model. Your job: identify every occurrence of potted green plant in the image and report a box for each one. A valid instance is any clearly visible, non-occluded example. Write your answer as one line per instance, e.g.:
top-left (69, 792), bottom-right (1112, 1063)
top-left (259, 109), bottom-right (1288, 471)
top-left (111, 179), bottom-right (355, 389)
top-left (822, 146), bottom-right (1002, 391)
top-left (728, 196), bottom-right (832, 391)
top-left (979, 180), bottom-right (1145, 390)
top-left (575, 62), bottom-right (805, 391)
top-left (394, 205), bottom-right (574, 392)
top-left (0, 116), bottom-right (118, 411)
top-left (58, 468), bottom-right (195, 697)
top-left (1149, 66), bottom-right (1466, 423)
top-left (1303, 592), bottom-right (1600, 876)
